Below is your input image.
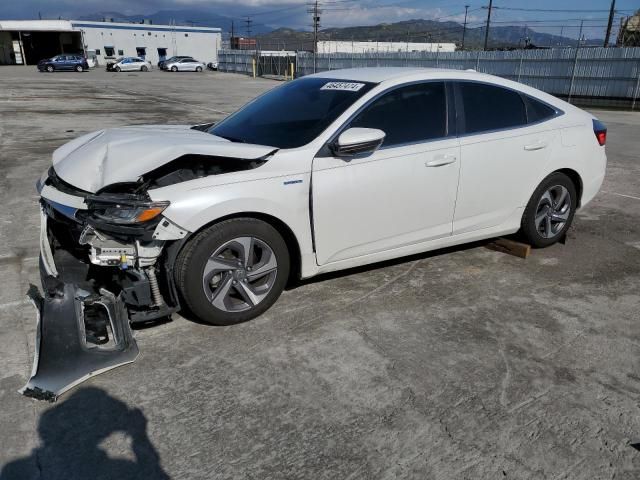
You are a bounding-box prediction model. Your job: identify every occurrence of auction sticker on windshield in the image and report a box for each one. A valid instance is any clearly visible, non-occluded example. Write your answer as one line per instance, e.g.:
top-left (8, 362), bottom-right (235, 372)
top-left (320, 82), bottom-right (366, 92)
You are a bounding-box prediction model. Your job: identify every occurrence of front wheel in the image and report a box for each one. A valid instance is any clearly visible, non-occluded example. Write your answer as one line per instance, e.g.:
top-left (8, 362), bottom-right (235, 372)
top-left (114, 66), bottom-right (121, 72)
top-left (520, 172), bottom-right (577, 248)
top-left (141, 65), bottom-right (148, 72)
top-left (46, 65), bottom-right (54, 72)
top-left (75, 65), bottom-right (83, 72)
top-left (195, 66), bottom-right (203, 72)
top-left (175, 218), bottom-right (290, 325)
top-left (171, 66), bottom-right (178, 72)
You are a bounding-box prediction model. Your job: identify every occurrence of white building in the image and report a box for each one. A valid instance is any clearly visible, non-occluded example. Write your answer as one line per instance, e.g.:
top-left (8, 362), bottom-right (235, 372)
top-left (0, 20), bottom-right (221, 66)
top-left (317, 40), bottom-right (456, 54)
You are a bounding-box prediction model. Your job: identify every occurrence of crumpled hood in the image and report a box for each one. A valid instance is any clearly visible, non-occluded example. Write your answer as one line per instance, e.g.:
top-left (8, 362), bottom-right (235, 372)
top-left (52, 125), bottom-right (277, 193)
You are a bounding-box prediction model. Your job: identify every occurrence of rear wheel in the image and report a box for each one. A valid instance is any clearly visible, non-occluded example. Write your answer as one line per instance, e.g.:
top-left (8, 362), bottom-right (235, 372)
top-left (46, 65), bottom-right (54, 72)
top-left (520, 172), bottom-right (577, 248)
top-left (175, 218), bottom-right (290, 325)
top-left (171, 66), bottom-right (178, 72)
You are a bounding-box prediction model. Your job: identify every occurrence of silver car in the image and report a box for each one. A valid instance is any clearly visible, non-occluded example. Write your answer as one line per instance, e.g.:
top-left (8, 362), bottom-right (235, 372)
top-left (110, 57), bottom-right (152, 72)
top-left (165, 57), bottom-right (205, 72)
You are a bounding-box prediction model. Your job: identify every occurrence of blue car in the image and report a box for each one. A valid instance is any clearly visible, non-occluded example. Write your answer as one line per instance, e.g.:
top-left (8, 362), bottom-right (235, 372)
top-left (38, 54), bottom-right (89, 72)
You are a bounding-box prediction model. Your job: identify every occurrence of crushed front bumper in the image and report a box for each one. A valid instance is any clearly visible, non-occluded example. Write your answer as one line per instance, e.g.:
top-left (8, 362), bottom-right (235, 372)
top-left (20, 280), bottom-right (139, 402)
top-left (21, 208), bottom-right (141, 402)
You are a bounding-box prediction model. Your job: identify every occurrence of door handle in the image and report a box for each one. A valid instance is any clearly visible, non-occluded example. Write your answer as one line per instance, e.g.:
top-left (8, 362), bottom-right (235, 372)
top-left (426, 154), bottom-right (457, 167)
top-left (524, 141), bottom-right (548, 151)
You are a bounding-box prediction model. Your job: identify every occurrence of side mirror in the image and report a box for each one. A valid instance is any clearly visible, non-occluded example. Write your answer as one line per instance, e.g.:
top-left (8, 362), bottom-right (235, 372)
top-left (331, 128), bottom-right (386, 158)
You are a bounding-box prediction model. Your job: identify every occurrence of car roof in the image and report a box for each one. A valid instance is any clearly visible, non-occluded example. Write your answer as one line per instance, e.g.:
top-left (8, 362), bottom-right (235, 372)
top-left (303, 67), bottom-right (579, 113)
top-left (305, 67), bottom-right (466, 83)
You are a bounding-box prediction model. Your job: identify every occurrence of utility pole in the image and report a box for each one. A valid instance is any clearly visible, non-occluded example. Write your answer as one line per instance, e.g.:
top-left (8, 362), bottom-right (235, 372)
top-left (483, 0), bottom-right (493, 51)
top-left (308, 0), bottom-right (321, 73)
top-left (245, 16), bottom-right (253, 38)
top-left (604, 0), bottom-right (616, 47)
top-left (461, 5), bottom-right (469, 50)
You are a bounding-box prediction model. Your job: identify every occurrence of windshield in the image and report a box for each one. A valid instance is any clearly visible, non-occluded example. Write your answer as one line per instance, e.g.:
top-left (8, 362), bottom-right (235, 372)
top-left (209, 77), bottom-right (376, 149)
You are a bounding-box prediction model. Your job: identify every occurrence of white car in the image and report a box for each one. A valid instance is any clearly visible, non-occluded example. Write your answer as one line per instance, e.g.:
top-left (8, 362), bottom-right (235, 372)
top-left (29, 67), bottom-right (607, 399)
top-left (164, 57), bottom-right (205, 72)
top-left (109, 57), bottom-right (152, 72)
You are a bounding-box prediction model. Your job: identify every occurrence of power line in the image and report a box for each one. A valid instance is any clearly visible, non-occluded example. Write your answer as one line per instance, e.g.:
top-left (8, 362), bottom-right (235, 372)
top-left (490, 6), bottom-right (634, 13)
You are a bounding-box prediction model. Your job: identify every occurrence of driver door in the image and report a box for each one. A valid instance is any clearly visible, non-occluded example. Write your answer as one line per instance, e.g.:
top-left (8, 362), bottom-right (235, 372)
top-left (312, 81), bottom-right (460, 265)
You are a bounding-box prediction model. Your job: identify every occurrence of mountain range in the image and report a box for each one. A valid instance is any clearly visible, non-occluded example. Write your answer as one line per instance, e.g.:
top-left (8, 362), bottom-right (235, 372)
top-left (257, 19), bottom-right (604, 50)
top-left (77, 9), bottom-right (272, 35)
top-left (76, 10), bottom-right (604, 50)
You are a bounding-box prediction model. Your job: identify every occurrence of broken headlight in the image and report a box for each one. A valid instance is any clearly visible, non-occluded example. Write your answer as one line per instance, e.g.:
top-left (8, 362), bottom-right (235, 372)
top-left (87, 195), bottom-right (169, 225)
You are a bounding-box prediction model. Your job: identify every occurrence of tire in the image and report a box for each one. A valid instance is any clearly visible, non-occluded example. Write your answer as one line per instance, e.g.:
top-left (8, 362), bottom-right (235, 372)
top-left (175, 218), bottom-right (290, 325)
top-left (141, 65), bottom-right (148, 72)
top-left (75, 65), bottom-right (83, 72)
top-left (114, 66), bottom-right (121, 72)
top-left (46, 65), bottom-right (54, 72)
top-left (195, 66), bottom-right (202, 72)
top-left (171, 66), bottom-right (178, 72)
top-left (520, 172), bottom-right (577, 248)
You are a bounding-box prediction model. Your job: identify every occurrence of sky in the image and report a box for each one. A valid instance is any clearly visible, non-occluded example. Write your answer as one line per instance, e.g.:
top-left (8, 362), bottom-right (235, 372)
top-left (1, 0), bottom-right (638, 39)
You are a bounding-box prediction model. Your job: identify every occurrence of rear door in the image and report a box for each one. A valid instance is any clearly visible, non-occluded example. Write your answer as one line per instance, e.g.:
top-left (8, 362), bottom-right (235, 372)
top-left (452, 81), bottom-right (557, 234)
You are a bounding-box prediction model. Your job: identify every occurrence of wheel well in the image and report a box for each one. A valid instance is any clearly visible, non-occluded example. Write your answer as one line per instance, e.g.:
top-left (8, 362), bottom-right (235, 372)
top-left (555, 168), bottom-right (583, 207)
top-left (186, 212), bottom-right (302, 284)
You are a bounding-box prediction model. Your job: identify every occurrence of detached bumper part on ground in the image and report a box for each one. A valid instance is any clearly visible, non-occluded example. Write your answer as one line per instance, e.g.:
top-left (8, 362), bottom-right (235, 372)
top-left (20, 281), bottom-right (138, 402)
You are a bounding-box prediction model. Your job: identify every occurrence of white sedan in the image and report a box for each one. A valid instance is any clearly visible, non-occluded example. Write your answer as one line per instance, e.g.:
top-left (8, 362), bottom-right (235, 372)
top-left (39, 68), bottom-right (606, 327)
top-left (109, 57), bottom-right (152, 72)
top-left (164, 57), bottom-right (205, 72)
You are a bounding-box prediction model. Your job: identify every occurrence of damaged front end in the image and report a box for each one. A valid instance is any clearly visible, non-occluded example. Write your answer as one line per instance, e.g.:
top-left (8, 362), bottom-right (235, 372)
top-left (23, 170), bottom-right (188, 401)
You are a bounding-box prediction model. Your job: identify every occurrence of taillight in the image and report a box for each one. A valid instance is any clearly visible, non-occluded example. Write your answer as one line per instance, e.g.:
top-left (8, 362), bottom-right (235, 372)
top-left (593, 119), bottom-right (607, 146)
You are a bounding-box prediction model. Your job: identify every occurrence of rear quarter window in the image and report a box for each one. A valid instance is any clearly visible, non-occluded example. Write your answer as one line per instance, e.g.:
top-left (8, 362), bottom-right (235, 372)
top-left (524, 96), bottom-right (557, 124)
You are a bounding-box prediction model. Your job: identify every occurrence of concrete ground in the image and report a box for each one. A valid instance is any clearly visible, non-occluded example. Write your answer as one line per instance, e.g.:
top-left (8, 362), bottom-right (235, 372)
top-left (0, 66), bottom-right (639, 479)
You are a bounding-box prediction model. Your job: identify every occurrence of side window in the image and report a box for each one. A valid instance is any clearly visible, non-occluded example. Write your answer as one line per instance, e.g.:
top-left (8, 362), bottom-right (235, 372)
top-left (524, 96), bottom-right (556, 124)
top-left (118, 49), bottom-right (124, 56)
top-left (458, 82), bottom-right (527, 134)
top-left (349, 82), bottom-right (447, 147)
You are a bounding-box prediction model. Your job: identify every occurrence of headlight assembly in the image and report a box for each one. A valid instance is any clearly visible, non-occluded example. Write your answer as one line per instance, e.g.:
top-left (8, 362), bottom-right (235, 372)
top-left (87, 195), bottom-right (169, 225)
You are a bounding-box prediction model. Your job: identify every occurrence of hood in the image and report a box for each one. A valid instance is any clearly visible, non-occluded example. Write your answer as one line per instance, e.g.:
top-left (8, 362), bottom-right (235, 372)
top-left (52, 125), bottom-right (277, 193)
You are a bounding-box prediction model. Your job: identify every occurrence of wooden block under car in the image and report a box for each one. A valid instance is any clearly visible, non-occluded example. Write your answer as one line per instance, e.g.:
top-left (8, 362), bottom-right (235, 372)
top-left (485, 237), bottom-right (531, 259)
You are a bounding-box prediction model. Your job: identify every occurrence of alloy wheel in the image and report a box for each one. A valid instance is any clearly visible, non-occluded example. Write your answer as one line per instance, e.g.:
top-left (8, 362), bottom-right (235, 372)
top-left (535, 185), bottom-right (571, 239)
top-left (202, 236), bottom-right (278, 312)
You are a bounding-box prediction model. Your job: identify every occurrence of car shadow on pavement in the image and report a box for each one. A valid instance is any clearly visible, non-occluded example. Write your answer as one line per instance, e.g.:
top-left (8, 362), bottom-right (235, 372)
top-left (0, 387), bottom-right (169, 480)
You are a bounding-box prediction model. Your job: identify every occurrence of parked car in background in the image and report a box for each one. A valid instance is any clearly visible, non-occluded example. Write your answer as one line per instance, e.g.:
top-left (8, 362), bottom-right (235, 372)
top-left (158, 55), bottom-right (191, 69)
top-left (37, 54), bottom-right (89, 72)
top-left (164, 57), bottom-right (205, 72)
top-left (107, 57), bottom-right (152, 72)
top-left (207, 61), bottom-right (219, 71)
